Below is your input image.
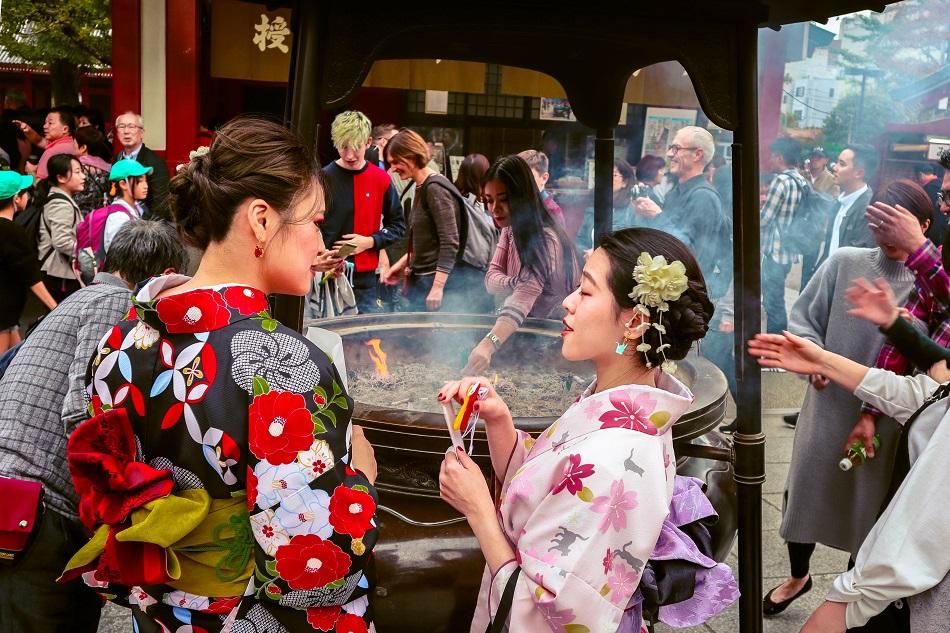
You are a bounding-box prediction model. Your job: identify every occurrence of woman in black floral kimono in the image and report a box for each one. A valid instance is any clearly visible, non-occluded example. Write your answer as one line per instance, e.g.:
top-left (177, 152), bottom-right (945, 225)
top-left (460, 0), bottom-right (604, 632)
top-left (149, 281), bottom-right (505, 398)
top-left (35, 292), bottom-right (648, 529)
top-left (63, 117), bottom-right (379, 632)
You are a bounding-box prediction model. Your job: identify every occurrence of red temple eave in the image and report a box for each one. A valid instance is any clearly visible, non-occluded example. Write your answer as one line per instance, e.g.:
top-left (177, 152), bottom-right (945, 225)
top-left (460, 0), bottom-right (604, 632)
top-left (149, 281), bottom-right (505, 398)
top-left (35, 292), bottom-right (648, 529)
top-left (886, 118), bottom-right (950, 137)
top-left (0, 63), bottom-right (111, 78)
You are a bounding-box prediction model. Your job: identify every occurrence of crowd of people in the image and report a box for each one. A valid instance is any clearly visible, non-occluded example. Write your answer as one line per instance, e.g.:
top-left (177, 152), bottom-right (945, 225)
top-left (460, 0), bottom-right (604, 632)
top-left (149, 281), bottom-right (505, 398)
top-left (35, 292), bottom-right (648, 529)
top-left (1, 99), bottom-right (949, 633)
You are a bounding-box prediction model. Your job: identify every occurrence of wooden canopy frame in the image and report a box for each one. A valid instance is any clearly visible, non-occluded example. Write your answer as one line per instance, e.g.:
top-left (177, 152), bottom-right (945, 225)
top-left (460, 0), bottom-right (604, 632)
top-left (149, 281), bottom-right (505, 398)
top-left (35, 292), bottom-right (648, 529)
top-left (274, 4), bottom-right (896, 631)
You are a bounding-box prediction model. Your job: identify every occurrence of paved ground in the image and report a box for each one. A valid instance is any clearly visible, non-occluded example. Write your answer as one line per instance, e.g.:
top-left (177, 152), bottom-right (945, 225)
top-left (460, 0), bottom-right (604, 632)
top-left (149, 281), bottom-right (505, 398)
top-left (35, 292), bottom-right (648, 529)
top-left (98, 371), bottom-right (841, 633)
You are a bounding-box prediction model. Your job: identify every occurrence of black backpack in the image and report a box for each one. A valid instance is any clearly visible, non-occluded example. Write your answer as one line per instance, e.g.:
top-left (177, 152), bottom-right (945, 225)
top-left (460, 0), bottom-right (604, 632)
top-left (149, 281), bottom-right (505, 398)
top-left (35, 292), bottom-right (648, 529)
top-left (781, 174), bottom-right (835, 255)
top-left (14, 192), bottom-right (71, 264)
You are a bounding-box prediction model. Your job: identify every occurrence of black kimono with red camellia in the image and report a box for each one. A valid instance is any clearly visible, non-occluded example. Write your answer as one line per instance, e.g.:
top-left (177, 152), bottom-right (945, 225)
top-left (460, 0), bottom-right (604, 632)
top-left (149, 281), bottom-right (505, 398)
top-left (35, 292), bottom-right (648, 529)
top-left (67, 274), bottom-right (379, 633)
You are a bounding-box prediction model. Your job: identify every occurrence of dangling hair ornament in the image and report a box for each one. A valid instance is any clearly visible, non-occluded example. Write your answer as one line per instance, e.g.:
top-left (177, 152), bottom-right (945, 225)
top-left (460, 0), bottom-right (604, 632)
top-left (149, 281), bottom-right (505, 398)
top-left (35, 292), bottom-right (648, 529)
top-left (627, 252), bottom-right (688, 373)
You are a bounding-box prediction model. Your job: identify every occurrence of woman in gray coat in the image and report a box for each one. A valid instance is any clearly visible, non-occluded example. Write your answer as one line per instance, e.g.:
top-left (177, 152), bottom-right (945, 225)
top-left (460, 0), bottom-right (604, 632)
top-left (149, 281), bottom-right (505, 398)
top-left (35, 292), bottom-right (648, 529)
top-left (762, 181), bottom-right (933, 616)
top-left (36, 153), bottom-right (86, 302)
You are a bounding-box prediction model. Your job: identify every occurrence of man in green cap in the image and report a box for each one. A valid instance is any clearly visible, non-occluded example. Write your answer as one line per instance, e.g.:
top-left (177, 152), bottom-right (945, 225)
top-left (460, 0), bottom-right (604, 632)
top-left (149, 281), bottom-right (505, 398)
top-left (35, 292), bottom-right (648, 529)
top-left (0, 171), bottom-right (57, 352)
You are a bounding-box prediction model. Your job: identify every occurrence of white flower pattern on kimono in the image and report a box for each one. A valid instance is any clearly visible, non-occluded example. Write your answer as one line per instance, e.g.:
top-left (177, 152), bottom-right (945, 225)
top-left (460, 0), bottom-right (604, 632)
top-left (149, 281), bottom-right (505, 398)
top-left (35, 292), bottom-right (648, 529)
top-left (164, 590), bottom-right (210, 611)
top-left (253, 461), bottom-right (313, 510)
top-left (130, 320), bottom-right (160, 350)
top-left (507, 463), bottom-right (539, 501)
top-left (591, 479), bottom-right (639, 533)
top-left (129, 587), bottom-right (157, 608)
top-left (297, 439), bottom-right (335, 479)
top-left (249, 509), bottom-right (291, 556)
top-left (275, 486), bottom-right (333, 538)
top-left (230, 329), bottom-right (320, 395)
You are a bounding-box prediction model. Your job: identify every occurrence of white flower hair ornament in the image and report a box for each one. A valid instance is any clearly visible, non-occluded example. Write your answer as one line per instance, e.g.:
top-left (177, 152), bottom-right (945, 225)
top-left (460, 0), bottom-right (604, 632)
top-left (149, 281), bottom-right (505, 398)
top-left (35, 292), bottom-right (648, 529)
top-left (616, 252), bottom-right (688, 373)
top-left (175, 145), bottom-right (211, 174)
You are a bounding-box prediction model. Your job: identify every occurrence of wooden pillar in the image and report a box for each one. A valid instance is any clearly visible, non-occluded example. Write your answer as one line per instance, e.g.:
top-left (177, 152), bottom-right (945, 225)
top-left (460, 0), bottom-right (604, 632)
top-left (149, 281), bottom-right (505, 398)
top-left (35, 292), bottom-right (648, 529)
top-left (165, 0), bottom-right (201, 168)
top-left (593, 127), bottom-right (615, 244)
top-left (733, 22), bottom-right (765, 633)
top-left (111, 0), bottom-right (142, 133)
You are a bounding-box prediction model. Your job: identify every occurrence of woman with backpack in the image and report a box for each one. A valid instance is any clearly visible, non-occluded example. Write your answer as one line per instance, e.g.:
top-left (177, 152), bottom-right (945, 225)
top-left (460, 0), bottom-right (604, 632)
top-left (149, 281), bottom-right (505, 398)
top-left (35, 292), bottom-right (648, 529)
top-left (463, 155), bottom-right (581, 374)
top-left (382, 129), bottom-right (492, 313)
top-left (36, 153), bottom-right (85, 302)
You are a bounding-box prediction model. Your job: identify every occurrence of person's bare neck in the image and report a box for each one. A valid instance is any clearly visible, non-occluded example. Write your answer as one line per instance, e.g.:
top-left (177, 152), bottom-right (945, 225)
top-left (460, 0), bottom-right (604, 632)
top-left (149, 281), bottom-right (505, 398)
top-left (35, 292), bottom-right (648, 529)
top-left (155, 241), bottom-right (267, 299)
top-left (842, 180), bottom-right (865, 196)
top-left (593, 354), bottom-right (656, 394)
top-left (0, 205), bottom-right (13, 221)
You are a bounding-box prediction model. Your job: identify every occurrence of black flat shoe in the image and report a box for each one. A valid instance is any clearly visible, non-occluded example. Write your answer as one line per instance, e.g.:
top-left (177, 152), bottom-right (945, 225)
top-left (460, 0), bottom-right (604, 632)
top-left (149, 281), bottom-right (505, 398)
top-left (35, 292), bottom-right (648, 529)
top-left (763, 576), bottom-right (812, 616)
top-left (783, 413), bottom-right (799, 428)
top-left (719, 420), bottom-right (738, 434)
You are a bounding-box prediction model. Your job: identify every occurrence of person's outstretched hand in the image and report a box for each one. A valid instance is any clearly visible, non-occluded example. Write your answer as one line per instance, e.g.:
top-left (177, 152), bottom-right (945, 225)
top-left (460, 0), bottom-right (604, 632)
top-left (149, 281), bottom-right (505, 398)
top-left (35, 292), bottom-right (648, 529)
top-left (845, 277), bottom-right (900, 328)
top-left (747, 331), bottom-right (826, 376)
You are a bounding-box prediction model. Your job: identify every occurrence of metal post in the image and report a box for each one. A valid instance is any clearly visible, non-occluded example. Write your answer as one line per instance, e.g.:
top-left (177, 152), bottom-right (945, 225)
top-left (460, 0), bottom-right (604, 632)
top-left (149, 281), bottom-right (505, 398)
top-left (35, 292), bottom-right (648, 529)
top-left (593, 127), bottom-right (615, 244)
top-left (272, 0), bottom-right (323, 334)
top-left (733, 23), bottom-right (765, 633)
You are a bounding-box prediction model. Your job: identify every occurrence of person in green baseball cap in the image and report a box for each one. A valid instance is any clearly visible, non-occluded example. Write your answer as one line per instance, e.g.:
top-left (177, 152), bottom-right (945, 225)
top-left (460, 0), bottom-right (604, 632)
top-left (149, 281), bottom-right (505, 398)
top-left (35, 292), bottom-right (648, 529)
top-left (0, 171), bottom-right (58, 352)
top-left (104, 158), bottom-right (152, 252)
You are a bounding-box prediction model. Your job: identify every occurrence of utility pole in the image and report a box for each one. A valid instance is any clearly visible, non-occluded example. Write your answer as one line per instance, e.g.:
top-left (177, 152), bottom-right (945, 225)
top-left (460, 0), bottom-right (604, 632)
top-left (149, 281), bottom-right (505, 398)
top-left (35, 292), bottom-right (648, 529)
top-left (844, 67), bottom-right (885, 143)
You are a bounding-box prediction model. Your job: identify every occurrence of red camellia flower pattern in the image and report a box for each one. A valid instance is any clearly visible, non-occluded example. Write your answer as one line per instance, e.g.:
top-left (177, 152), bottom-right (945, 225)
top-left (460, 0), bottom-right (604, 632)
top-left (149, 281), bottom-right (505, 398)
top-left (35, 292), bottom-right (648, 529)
top-left (248, 391), bottom-right (315, 464)
top-left (223, 285), bottom-right (269, 315)
top-left (328, 485), bottom-right (376, 538)
top-left (202, 596), bottom-right (240, 615)
top-left (306, 606), bottom-right (340, 631)
top-left (247, 466), bottom-right (258, 511)
top-left (335, 614), bottom-right (369, 633)
top-left (275, 534), bottom-right (351, 590)
top-left (155, 289), bottom-right (232, 333)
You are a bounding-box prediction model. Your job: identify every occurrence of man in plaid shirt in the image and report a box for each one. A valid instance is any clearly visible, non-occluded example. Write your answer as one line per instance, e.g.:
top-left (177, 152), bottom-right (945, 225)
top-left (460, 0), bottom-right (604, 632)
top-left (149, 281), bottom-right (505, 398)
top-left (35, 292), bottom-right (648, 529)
top-left (854, 149), bottom-right (950, 450)
top-left (761, 137), bottom-right (807, 333)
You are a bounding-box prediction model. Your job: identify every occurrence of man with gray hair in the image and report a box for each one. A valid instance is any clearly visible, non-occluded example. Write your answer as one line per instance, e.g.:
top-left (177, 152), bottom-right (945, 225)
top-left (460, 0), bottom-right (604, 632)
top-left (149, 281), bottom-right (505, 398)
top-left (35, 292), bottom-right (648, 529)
top-left (0, 220), bottom-right (187, 632)
top-left (114, 111), bottom-right (171, 221)
top-left (634, 126), bottom-right (735, 416)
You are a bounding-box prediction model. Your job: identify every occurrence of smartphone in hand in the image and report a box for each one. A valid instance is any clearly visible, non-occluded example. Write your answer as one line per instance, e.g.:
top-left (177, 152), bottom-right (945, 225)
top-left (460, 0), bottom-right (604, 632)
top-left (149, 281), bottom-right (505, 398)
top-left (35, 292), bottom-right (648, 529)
top-left (335, 241), bottom-right (358, 259)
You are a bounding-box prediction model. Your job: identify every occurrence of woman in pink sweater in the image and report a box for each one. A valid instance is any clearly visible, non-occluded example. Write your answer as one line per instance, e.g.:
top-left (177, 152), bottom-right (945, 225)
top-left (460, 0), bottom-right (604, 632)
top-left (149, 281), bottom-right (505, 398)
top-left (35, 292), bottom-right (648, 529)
top-left (464, 155), bottom-right (581, 374)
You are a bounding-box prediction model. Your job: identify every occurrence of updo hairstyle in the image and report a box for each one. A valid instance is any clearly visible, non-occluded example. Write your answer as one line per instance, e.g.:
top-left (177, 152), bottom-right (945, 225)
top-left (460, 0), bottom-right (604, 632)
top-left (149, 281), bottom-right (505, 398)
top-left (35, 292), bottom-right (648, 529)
top-left (598, 228), bottom-right (714, 363)
top-left (169, 116), bottom-right (318, 250)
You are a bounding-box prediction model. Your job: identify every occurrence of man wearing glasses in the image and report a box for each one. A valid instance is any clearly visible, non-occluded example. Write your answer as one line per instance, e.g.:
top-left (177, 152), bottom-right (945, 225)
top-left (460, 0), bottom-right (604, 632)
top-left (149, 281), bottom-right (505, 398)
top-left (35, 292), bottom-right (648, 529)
top-left (113, 111), bottom-right (171, 222)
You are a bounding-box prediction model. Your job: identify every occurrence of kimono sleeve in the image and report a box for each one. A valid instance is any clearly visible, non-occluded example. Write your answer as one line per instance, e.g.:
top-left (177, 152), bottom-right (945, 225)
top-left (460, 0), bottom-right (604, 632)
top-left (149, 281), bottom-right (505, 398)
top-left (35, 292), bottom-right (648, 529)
top-left (244, 334), bottom-right (378, 612)
top-left (492, 430), bottom-right (669, 632)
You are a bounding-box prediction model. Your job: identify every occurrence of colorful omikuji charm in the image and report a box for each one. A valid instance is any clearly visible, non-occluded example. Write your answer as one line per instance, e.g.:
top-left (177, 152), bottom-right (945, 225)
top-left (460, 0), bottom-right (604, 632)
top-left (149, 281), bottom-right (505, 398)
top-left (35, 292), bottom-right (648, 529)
top-left (442, 383), bottom-right (488, 454)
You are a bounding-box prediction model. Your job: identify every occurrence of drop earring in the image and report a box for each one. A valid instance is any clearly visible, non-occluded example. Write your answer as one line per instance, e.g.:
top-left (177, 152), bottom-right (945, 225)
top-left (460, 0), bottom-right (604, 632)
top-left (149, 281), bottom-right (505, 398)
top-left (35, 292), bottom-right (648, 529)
top-left (615, 339), bottom-right (629, 355)
top-left (254, 242), bottom-right (264, 258)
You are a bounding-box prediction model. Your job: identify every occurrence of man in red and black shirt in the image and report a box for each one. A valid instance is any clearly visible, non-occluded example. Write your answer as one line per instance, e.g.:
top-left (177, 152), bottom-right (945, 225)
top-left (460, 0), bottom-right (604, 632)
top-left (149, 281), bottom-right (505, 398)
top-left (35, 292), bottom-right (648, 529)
top-left (320, 111), bottom-right (406, 313)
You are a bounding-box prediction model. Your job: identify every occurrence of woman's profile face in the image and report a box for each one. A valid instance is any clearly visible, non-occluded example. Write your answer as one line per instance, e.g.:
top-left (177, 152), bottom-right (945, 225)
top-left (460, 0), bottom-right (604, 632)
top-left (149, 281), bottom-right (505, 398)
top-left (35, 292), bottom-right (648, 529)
top-left (58, 159), bottom-right (86, 195)
top-left (389, 155), bottom-right (417, 180)
top-left (483, 178), bottom-right (510, 228)
top-left (612, 168), bottom-right (627, 193)
top-left (561, 248), bottom-right (626, 363)
top-left (262, 182), bottom-right (325, 296)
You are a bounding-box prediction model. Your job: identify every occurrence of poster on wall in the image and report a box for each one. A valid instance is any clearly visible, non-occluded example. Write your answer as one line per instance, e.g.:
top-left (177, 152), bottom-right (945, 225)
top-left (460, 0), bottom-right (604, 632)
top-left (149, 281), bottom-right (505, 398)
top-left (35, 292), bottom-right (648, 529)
top-left (540, 97), bottom-right (576, 122)
top-left (641, 107), bottom-right (697, 157)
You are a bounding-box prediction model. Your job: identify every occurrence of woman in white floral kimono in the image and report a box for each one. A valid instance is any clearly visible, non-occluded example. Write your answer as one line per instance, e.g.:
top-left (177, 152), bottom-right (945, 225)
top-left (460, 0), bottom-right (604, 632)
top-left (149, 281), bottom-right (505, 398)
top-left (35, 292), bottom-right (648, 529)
top-left (439, 228), bottom-right (739, 633)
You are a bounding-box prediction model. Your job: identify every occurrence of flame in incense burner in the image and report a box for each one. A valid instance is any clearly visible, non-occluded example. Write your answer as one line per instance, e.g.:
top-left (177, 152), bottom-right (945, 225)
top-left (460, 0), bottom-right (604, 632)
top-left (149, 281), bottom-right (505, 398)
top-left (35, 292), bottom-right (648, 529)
top-left (365, 338), bottom-right (390, 378)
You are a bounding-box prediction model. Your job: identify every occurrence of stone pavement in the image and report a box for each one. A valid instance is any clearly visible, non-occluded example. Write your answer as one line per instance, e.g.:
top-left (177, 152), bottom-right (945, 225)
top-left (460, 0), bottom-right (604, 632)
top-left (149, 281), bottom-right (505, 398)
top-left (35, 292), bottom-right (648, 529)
top-left (98, 371), bottom-right (845, 633)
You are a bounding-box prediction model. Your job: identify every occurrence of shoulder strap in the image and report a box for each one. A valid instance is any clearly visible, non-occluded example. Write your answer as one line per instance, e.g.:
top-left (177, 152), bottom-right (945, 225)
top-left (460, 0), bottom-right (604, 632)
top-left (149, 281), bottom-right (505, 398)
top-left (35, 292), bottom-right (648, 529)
top-left (879, 381), bottom-right (950, 515)
top-left (485, 567), bottom-right (521, 633)
top-left (417, 175), bottom-right (470, 260)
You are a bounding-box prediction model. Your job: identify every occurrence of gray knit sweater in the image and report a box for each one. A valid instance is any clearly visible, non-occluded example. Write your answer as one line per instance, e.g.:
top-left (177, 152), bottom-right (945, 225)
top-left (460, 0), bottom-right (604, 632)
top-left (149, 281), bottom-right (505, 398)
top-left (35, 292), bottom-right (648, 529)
top-left (781, 247), bottom-right (915, 554)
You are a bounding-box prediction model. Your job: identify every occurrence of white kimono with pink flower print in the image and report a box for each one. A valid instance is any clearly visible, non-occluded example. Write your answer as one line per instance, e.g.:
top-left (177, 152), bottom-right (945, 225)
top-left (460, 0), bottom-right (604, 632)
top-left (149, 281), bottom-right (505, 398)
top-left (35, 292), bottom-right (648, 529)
top-left (470, 373), bottom-right (693, 633)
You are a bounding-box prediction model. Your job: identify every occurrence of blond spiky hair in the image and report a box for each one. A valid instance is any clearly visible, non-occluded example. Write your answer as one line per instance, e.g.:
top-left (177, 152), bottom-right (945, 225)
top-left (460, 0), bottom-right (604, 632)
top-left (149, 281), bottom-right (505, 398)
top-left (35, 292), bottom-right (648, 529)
top-left (330, 110), bottom-right (371, 151)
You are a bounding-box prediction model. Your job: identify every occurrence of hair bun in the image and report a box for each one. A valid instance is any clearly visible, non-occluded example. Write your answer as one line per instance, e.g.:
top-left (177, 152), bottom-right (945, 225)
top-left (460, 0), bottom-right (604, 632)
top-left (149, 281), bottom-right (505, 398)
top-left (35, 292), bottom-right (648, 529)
top-left (641, 282), bottom-right (713, 364)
